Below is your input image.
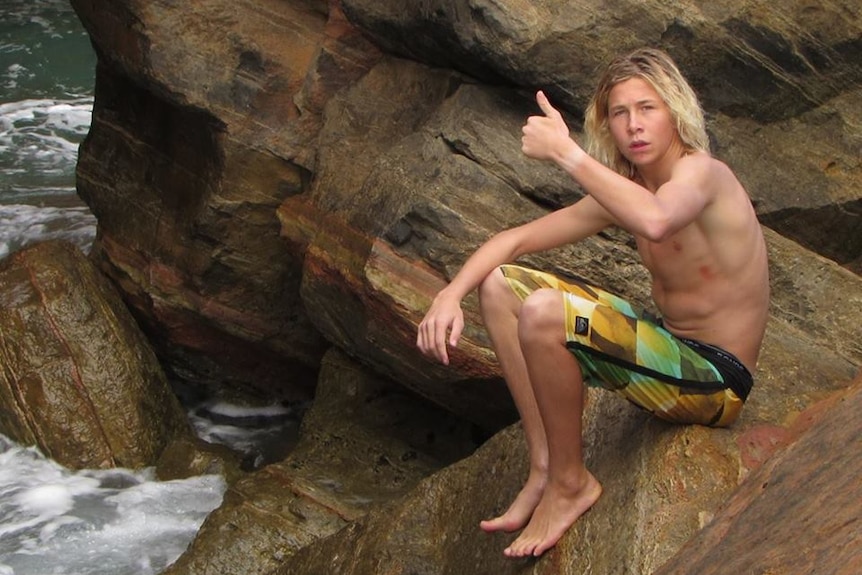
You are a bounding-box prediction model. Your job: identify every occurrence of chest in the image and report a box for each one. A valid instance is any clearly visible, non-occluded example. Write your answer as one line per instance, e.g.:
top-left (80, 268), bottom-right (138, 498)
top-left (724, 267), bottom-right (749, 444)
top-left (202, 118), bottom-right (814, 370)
top-left (635, 226), bottom-right (714, 282)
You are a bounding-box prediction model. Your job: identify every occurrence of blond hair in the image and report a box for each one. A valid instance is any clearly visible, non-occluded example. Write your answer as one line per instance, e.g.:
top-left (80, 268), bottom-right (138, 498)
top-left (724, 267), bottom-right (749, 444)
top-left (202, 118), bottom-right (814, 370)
top-left (583, 48), bottom-right (709, 177)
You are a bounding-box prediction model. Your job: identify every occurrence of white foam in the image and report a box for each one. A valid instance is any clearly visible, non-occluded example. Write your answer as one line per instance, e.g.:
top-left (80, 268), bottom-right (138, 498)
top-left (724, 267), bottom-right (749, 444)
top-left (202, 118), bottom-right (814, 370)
top-left (0, 202), bottom-right (96, 259)
top-left (0, 98), bottom-right (92, 168)
top-left (0, 436), bottom-right (226, 575)
top-left (205, 400), bottom-right (293, 418)
top-left (14, 484), bottom-right (75, 516)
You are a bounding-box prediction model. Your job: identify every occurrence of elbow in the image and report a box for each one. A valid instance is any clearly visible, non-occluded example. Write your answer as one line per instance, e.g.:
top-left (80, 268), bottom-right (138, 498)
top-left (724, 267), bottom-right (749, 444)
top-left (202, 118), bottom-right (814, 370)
top-left (641, 215), bottom-right (674, 242)
top-left (495, 228), bottom-right (528, 260)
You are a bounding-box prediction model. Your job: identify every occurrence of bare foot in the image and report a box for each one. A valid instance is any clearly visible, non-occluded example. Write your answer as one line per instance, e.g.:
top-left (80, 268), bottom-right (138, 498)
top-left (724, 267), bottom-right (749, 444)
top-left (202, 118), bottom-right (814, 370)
top-left (503, 471), bottom-right (602, 558)
top-left (480, 472), bottom-right (546, 533)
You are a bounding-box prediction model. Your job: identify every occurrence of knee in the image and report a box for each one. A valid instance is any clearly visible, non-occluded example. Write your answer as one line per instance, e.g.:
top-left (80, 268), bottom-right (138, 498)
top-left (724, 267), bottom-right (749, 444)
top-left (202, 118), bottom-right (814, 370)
top-left (518, 289), bottom-right (564, 345)
top-left (477, 267), bottom-right (510, 314)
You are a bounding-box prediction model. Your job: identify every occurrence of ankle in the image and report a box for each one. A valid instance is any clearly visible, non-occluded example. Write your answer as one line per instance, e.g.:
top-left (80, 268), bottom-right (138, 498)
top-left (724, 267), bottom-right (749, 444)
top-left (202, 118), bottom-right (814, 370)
top-left (527, 461), bottom-right (549, 480)
top-left (549, 467), bottom-right (595, 496)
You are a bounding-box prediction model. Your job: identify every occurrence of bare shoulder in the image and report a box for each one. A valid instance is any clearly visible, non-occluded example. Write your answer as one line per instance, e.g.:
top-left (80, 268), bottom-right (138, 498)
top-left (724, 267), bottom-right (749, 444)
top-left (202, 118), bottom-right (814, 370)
top-left (677, 152), bottom-right (748, 202)
top-left (707, 155), bottom-right (750, 205)
top-left (704, 154), bottom-right (741, 185)
top-left (696, 155), bottom-right (759, 237)
top-left (674, 151), bottom-right (732, 182)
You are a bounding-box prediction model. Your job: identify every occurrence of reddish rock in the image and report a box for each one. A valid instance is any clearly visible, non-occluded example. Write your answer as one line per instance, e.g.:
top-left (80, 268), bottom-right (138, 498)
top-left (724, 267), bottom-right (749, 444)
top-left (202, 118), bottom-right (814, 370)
top-left (655, 375), bottom-right (862, 575)
top-left (0, 241), bottom-right (190, 469)
top-left (61, 0), bottom-right (862, 572)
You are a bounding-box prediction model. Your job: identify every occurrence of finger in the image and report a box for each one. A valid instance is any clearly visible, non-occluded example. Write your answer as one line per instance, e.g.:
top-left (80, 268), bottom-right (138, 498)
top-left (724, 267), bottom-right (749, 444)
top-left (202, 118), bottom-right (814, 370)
top-left (434, 320), bottom-right (450, 365)
top-left (417, 321), bottom-right (429, 355)
top-left (421, 316), bottom-right (443, 362)
top-left (536, 90), bottom-right (560, 119)
top-left (418, 318), bottom-right (439, 359)
top-left (449, 315), bottom-right (464, 348)
top-left (417, 321), bottom-right (430, 353)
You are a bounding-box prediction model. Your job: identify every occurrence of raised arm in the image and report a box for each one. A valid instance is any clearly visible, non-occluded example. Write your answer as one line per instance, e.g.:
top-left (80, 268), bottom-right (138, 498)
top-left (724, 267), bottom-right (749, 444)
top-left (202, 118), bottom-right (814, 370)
top-left (522, 91), bottom-right (716, 241)
top-left (417, 195), bottom-right (615, 364)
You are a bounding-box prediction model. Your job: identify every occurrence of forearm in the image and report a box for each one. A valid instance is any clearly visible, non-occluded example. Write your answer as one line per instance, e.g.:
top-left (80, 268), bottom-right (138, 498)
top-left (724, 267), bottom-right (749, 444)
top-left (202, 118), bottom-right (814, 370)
top-left (552, 141), bottom-right (664, 237)
top-left (436, 230), bottom-right (522, 302)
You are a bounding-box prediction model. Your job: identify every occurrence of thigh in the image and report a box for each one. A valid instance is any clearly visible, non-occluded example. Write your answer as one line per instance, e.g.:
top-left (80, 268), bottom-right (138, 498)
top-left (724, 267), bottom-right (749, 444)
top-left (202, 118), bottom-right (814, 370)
top-left (499, 264), bottom-right (742, 426)
top-left (562, 296), bottom-right (742, 426)
top-left (500, 264), bottom-right (645, 320)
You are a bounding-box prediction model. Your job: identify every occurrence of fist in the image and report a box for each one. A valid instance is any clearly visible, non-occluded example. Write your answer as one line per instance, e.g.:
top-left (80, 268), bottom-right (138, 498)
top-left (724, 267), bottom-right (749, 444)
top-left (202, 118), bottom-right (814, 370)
top-left (521, 91), bottom-right (571, 161)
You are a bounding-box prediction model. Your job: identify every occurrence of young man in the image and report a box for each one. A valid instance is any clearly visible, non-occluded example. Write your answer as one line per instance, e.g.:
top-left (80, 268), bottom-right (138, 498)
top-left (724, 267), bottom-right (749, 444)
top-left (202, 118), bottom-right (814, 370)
top-left (416, 48), bottom-right (770, 558)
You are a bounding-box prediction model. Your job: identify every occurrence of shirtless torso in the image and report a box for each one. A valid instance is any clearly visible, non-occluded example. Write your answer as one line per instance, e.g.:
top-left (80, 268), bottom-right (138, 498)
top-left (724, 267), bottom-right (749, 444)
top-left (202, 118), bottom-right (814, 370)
top-left (635, 159), bottom-right (770, 371)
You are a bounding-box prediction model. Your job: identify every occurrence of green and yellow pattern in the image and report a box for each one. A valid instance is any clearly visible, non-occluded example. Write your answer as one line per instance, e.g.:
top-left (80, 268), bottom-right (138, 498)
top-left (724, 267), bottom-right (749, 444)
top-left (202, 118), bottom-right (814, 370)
top-left (501, 264), bottom-right (743, 427)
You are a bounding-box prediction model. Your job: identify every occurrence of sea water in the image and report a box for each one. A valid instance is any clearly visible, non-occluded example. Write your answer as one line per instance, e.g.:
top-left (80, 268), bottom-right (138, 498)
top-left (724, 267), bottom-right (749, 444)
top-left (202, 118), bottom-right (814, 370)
top-left (0, 2), bottom-right (300, 573)
top-left (0, 438), bottom-right (226, 575)
top-left (0, 396), bottom-right (302, 575)
top-left (1, 0), bottom-right (97, 259)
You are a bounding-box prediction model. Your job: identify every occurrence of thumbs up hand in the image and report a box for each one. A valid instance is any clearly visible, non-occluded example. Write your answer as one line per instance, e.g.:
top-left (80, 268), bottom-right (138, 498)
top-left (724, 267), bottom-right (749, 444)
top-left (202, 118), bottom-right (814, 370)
top-left (521, 91), bottom-right (576, 162)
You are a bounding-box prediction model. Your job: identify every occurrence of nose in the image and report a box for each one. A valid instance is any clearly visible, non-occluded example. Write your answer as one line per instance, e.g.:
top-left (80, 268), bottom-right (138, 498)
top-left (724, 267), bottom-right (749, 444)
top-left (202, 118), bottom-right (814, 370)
top-left (627, 112), bottom-right (641, 134)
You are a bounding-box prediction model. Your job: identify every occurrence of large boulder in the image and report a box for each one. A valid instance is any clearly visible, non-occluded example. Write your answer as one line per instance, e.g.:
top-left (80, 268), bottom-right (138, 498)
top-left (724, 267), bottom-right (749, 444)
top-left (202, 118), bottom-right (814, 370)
top-left (275, 351), bottom-right (860, 575)
top-left (340, 0), bottom-right (862, 121)
top-left (161, 229), bottom-right (861, 575)
top-left (268, 238), bottom-right (862, 575)
top-left (70, 0), bottom-right (861, 407)
top-left (339, 0), bottom-right (862, 271)
top-left (61, 0), bottom-right (862, 573)
top-left (72, 0), bottom-right (383, 399)
top-left (0, 241), bottom-right (190, 470)
top-left (655, 374), bottom-right (862, 575)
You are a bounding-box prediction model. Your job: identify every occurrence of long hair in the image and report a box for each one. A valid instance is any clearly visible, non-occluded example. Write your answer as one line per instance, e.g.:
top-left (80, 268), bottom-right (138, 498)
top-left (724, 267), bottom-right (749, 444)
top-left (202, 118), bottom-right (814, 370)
top-left (583, 48), bottom-right (709, 178)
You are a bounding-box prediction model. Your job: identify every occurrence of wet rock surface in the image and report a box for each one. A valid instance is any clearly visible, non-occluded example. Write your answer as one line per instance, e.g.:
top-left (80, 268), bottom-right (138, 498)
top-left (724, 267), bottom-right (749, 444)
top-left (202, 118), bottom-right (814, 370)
top-left (0, 240), bottom-right (190, 470)
top-left (6, 0), bottom-right (855, 572)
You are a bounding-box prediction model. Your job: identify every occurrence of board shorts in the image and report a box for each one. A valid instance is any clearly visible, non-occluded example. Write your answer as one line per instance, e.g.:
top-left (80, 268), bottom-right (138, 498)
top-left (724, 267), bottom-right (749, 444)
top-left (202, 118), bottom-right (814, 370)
top-left (500, 264), bottom-right (753, 427)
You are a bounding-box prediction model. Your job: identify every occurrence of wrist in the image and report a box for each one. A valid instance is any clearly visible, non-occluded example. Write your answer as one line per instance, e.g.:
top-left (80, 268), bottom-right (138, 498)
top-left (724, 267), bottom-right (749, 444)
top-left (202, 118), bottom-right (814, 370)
top-left (554, 138), bottom-right (585, 170)
top-left (434, 286), bottom-right (463, 305)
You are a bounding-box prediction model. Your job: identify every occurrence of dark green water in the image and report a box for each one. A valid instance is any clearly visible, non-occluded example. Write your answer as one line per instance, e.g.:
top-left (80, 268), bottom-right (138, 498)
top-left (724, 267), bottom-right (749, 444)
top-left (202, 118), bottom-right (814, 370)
top-left (0, 0), bottom-right (97, 257)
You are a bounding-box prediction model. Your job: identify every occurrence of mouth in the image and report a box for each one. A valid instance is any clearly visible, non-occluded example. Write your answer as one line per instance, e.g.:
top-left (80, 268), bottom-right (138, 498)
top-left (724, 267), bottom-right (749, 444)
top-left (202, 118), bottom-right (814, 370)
top-left (630, 140), bottom-right (649, 151)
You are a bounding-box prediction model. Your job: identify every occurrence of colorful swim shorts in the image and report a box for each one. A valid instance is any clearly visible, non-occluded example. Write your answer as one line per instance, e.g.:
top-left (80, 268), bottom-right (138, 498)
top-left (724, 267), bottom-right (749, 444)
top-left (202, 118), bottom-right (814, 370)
top-left (500, 264), bottom-right (752, 427)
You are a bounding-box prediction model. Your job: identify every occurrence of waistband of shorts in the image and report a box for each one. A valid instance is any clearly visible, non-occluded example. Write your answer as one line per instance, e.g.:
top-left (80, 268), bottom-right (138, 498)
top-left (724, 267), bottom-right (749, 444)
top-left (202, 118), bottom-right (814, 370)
top-left (678, 337), bottom-right (754, 401)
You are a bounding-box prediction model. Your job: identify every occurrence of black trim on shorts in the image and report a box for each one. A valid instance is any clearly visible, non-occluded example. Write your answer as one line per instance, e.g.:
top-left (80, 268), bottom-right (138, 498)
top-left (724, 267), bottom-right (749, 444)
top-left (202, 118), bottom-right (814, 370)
top-left (677, 338), bottom-right (753, 401)
top-left (566, 343), bottom-right (730, 392)
top-left (565, 339), bottom-right (753, 402)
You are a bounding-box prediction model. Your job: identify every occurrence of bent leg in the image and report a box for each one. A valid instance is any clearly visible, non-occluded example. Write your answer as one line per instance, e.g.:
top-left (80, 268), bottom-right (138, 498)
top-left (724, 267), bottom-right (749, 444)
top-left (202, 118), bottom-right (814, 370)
top-left (501, 264), bottom-right (744, 426)
top-left (478, 268), bottom-right (548, 533)
top-left (504, 288), bottom-right (602, 558)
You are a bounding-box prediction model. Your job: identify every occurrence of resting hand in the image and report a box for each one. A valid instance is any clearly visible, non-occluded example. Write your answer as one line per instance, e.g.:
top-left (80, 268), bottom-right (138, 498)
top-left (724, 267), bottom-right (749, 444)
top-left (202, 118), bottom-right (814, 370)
top-left (417, 294), bottom-right (465, 366)
top-left (521, 91), bottom-right (575, 161)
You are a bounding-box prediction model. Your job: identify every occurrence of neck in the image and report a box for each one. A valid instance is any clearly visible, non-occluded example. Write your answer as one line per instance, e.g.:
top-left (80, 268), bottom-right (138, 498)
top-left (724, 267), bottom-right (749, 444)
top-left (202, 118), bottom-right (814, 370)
top-left (635, 141), bottom-right (688, 191)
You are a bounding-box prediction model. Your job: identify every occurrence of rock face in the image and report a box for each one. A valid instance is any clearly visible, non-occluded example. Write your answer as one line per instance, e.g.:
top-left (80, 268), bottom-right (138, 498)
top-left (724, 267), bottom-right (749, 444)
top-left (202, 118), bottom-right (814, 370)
top-left (654, 374), bottom-right (862, 575)
top-left (72, 0), bottom-right (368, 401)
top-left (339, 0), bottom-right (862, 271)
top-left (61, 0), bottom-right (862, 573)
top-left (275, 313), bottom-right (860, 575)
top-left (0, 241), bottom-right (190, 470)
top-left (70, 0), bottom-right (861, 415)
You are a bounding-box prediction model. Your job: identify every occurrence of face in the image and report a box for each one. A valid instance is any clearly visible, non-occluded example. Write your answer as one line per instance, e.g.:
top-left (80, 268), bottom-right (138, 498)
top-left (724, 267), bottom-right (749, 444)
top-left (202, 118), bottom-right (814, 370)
top-left (606, 77), bottom-right (683, 172)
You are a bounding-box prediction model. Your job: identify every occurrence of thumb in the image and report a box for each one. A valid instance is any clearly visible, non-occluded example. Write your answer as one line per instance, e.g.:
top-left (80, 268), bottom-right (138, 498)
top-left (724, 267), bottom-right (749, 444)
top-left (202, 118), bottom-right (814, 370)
top-left (536, 90), bottom-right (560, 119)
